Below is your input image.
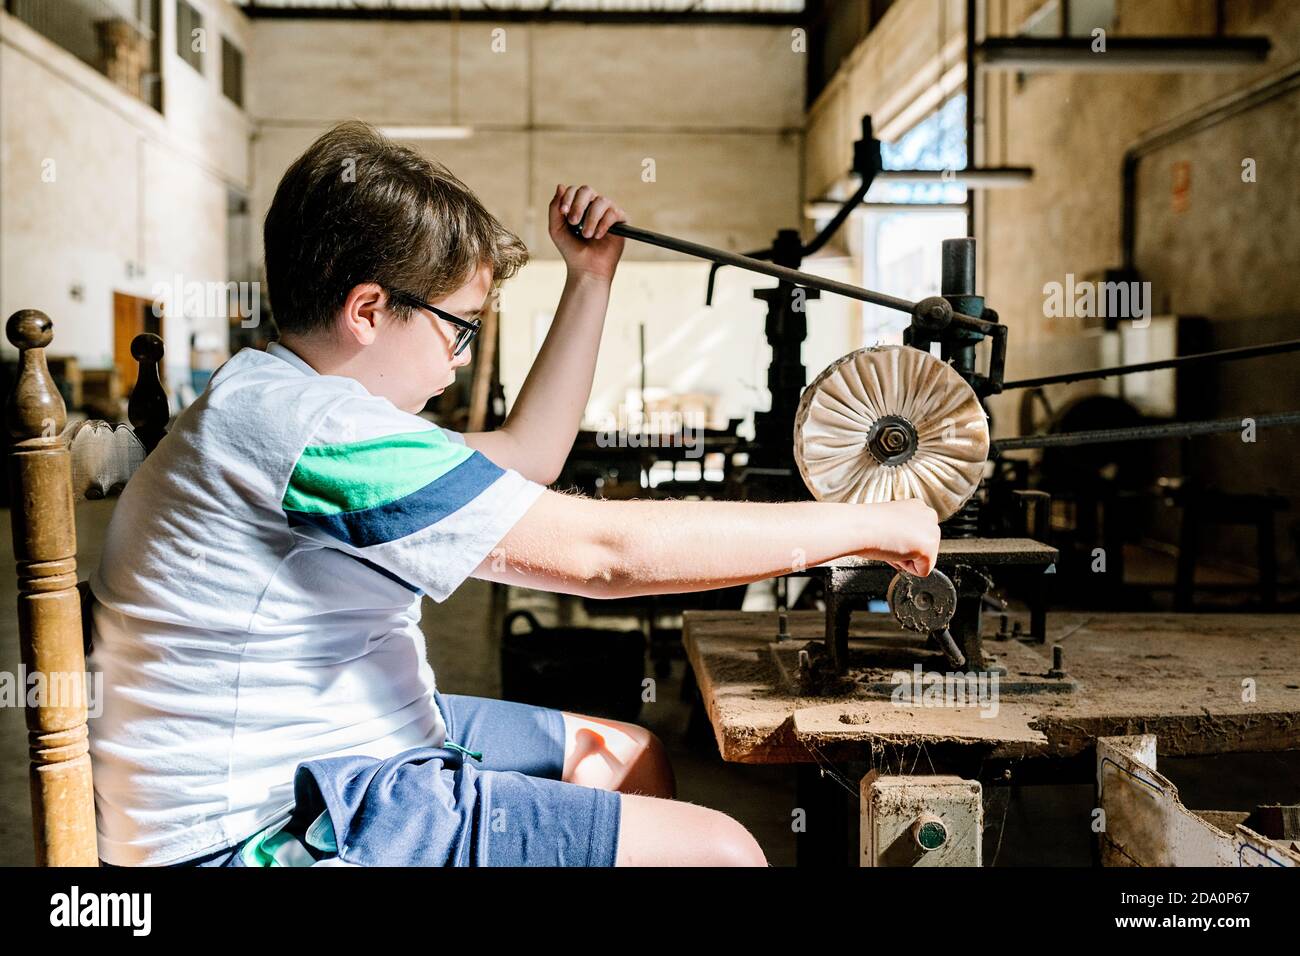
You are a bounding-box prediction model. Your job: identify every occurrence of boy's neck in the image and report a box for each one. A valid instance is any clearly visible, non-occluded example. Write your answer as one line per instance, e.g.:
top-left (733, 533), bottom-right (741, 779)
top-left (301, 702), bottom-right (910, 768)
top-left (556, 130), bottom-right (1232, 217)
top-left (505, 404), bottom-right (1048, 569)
top-left (275, 334), bottom-right (366, 381)
top-left (273, 334), bottom-right (422, 413)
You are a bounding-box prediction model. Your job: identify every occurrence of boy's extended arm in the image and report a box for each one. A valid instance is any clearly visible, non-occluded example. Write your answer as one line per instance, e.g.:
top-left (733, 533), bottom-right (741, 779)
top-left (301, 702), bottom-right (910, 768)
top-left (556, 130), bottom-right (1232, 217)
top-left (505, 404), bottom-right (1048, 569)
top-left (462, 185), bottom-right (625, 485)
top-left (461, 270), bottom-right (610, 484)
top-left (472, 491), bottom-right (941, 599)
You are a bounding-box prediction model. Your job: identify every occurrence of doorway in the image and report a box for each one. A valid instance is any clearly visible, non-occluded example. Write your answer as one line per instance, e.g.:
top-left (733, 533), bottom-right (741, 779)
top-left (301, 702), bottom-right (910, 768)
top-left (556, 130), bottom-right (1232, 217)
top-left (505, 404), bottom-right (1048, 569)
top-left (113, 292), bottom-right (162, 394)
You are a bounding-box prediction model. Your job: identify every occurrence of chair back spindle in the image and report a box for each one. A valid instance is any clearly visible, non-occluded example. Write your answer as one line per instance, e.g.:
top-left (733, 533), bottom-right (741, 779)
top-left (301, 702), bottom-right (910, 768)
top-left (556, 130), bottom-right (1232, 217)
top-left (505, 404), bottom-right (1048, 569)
top-left (5, 310), bottom-right (169, 865)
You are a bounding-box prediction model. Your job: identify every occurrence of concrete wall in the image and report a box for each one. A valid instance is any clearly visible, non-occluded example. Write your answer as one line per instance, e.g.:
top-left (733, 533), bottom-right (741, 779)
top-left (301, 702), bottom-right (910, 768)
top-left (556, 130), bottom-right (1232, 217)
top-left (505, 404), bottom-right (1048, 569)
top-left (249, 18), bottom-right (859, 433)
top-left (0, 0), bottom-right (253, 394)
top-left (248, 21), bottom-right (806, 261)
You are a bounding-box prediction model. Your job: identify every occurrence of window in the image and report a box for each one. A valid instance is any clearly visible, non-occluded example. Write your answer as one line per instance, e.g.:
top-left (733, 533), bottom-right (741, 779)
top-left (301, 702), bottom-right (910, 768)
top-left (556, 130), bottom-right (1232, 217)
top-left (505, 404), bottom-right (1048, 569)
top-left (872, 93), bottom-right (968, 205)
top-left (221, 35), bottom-right (243, 106)
top-left (860, 94), bottom-right (970, 343)
top-left (176, 0), bottom-right (204, 74)
top-left (1021, 0), bottom-right (1116, 37)
top-left (6, 0), bottom-right (162, 111)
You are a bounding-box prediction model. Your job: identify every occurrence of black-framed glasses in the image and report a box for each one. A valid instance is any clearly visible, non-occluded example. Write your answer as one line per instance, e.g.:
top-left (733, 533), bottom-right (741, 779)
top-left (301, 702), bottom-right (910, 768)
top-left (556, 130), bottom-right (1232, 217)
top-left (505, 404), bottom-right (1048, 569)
top-left (389, 290), bottom-right (481, 357)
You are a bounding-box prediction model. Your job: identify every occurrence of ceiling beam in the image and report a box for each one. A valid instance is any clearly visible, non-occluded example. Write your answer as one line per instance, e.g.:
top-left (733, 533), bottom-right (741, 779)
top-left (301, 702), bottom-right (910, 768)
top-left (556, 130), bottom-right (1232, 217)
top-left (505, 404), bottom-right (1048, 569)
top-left (236, 5), bottom-right (805, 27)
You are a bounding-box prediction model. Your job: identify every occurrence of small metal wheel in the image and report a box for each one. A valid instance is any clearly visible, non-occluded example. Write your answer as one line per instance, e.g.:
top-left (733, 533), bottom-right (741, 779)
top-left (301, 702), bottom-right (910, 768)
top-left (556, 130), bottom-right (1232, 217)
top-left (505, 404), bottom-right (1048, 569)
top-left (887, 568), bottom-right (958, 633)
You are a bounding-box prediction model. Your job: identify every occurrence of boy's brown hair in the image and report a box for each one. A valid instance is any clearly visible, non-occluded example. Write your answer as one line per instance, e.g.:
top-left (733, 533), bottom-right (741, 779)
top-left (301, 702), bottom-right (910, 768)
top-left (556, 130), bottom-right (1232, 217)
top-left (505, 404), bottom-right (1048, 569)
top-left (263, 121), bottom-right (528, 335)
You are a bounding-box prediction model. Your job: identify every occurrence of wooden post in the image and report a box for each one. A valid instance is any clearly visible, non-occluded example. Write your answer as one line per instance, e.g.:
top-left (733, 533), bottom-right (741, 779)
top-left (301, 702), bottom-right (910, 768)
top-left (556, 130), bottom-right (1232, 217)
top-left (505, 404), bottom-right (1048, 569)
top-left (6, 310), bottom-right (98, 866)
top-left (467, 299), bottom-right (499, 434)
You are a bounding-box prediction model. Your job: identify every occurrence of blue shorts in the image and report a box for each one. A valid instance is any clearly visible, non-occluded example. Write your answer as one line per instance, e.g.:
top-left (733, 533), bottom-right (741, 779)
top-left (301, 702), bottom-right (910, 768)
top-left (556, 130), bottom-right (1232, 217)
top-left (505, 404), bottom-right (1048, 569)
top-left (173, 692), bottom-right (622, 867)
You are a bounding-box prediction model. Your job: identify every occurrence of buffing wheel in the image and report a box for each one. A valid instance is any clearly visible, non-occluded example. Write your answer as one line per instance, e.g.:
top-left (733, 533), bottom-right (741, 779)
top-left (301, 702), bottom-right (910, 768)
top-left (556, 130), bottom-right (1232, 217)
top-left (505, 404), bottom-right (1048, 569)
top-left (793, 345), bottom-right (990, 521)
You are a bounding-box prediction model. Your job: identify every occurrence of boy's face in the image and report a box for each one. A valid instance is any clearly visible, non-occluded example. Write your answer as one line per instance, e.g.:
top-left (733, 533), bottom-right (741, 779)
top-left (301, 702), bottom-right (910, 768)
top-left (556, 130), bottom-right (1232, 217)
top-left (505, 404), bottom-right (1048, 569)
top-left (376, 264), bottom-right (491, 413)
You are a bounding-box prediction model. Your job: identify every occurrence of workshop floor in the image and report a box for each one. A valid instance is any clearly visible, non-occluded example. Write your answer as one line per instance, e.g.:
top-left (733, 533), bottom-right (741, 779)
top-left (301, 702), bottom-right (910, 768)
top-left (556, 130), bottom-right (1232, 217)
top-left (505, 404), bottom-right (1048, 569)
top-left (1, 501), bottom-right (1296, 866)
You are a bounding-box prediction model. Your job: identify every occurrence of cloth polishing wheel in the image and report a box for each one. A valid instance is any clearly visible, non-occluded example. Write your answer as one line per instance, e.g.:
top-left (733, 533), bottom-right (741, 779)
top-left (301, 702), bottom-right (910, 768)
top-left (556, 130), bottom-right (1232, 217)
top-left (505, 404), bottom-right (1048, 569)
top-left (793, 345), bottom-right (990, 521)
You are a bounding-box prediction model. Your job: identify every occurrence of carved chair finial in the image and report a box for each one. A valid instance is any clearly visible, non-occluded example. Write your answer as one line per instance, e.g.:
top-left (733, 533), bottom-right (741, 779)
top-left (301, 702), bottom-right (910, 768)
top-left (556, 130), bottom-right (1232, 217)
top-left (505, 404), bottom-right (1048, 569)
top-left (127, 333), bottom-right (168, 453)
top-left (7, 308), bottom-right (54, 350)
top-left (130, 332), bottom-right (164, 364)
top-left (6, 309), bottom-right (65, 442)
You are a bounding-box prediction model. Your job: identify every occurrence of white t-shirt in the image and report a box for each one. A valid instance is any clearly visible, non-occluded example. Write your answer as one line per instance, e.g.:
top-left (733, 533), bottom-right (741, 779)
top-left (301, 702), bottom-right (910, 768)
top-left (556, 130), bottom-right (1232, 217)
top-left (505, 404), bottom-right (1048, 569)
top-left (88, 342), bottom-right (545, 866)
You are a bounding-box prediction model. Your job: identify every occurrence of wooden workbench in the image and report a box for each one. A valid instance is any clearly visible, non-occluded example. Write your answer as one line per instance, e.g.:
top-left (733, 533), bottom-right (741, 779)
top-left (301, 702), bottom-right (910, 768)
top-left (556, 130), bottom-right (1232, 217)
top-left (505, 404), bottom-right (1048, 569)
top-left (683, 610), bottom-right (1300, 766)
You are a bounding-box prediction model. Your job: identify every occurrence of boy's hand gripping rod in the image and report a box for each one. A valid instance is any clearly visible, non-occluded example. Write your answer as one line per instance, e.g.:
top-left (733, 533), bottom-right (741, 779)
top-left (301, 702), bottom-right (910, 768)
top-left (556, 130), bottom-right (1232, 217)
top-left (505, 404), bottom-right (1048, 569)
top-left (568, 220), bottom-right (997, 338)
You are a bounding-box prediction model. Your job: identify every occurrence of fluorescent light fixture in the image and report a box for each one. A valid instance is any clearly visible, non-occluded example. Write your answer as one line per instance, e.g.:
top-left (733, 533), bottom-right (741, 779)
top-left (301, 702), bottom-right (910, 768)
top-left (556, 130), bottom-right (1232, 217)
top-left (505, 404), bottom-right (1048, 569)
top-left (875, 167), bottom-right (1034, 188)
top-left (377, 126), bottom-right (474, 140)
top-left (978, 37), bottom-right (1270, 73)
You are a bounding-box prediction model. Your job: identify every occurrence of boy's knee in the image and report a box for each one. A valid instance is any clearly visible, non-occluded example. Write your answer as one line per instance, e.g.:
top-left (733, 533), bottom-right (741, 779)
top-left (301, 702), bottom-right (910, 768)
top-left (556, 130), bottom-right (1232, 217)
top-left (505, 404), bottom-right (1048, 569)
top-left (566, 713), bottom-right (675, 797)
top-left (624, 723), bottom-right (675, 799)
top-left (710, 814), bottom-right (767, 867)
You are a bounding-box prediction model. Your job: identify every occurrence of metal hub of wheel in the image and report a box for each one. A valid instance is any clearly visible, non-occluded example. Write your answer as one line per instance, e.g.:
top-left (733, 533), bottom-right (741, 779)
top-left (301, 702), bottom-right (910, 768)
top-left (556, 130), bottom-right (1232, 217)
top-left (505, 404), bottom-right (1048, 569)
top-left (865, 414), bottom-right (919, 465)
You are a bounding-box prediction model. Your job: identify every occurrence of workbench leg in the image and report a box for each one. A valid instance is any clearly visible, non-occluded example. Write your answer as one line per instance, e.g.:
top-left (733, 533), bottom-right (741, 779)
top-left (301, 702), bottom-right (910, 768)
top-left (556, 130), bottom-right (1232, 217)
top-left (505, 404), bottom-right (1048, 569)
top-left (1258, 514), bottom-right (1277, 610)
top-left (683, 674), bottom-right (719, 757)
top-left (1175, 501), bottom-right (1198, 611)
top-left (1029, 585), bottom-right (1048, 644)
top-left (951, 592), bottom-right (986, 670)
top-left (795, 763), bottom-right (850, 867)
top-left (824, 585), bottom-right (852, 674)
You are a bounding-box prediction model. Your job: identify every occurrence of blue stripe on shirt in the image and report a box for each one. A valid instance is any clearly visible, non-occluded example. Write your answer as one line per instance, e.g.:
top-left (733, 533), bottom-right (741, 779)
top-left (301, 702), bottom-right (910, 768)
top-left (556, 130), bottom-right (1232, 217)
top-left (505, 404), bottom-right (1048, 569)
top-left (285, 451), bottom-right (504, 547)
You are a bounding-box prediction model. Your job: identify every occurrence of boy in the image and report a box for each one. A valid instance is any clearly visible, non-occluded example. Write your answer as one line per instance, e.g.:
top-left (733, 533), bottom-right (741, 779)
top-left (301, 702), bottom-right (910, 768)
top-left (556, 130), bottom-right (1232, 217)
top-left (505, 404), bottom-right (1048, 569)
top-left (88, 121), bottom-right (939, 868)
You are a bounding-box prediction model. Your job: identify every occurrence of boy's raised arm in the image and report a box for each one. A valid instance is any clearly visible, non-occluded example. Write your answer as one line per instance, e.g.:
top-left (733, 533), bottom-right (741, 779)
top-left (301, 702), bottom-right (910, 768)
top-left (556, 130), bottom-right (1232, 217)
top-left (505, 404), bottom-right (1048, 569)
top-left (473, 492), bottom-right (941, 599)
top-left (463, 185), bottom-right (626, 484)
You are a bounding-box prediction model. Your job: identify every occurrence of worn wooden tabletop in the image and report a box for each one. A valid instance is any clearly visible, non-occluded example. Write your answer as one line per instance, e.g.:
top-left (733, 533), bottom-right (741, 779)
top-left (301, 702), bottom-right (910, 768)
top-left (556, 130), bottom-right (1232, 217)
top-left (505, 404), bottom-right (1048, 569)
top-left (682, 610), bottom-right (1300, 764)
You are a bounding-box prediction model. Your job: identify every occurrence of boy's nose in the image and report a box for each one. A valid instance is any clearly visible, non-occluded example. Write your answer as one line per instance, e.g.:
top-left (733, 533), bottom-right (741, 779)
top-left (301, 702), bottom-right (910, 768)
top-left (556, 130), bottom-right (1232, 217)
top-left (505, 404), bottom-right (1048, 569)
top-left (453, 346), bottom-right (472, 368)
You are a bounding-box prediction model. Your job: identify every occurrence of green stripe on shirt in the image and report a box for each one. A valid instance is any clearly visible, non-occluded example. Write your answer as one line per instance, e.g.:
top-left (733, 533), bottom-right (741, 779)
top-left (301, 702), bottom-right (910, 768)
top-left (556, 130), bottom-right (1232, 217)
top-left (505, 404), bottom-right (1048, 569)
top-left (282, 429), bottom-right (474, 515)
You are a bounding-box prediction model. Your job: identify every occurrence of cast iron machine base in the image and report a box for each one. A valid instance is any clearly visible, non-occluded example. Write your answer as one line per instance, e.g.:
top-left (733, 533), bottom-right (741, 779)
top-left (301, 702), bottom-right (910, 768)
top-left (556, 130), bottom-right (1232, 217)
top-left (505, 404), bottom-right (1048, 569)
top-left (811, 537), bottom-right (1058, 674)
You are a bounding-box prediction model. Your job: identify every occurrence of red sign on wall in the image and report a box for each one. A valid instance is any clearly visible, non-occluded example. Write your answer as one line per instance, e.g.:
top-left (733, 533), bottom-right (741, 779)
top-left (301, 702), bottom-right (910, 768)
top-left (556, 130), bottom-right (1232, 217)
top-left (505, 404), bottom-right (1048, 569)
top-left (1171, 160), bottom-right (1191, 214)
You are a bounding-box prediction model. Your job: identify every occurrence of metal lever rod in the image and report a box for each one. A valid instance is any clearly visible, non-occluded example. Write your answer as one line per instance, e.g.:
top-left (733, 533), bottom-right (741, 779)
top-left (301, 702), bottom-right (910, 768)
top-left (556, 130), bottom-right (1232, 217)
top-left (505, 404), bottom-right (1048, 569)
top-left (570, 221), bottom-right (994, 333)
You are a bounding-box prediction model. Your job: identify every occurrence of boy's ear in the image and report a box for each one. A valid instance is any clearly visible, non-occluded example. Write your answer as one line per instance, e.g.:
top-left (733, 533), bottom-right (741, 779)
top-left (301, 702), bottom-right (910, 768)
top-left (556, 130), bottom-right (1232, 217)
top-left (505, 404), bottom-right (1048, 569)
top-left (339, 283), bottom-right (388, 346)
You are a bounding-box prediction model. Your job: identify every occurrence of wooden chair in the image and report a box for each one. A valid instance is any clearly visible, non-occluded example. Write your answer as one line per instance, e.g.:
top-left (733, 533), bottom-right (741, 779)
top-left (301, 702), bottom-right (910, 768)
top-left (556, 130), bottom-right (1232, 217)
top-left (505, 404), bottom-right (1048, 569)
top-left (5, 309), bottom-right (169, 865)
